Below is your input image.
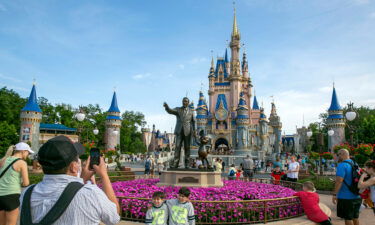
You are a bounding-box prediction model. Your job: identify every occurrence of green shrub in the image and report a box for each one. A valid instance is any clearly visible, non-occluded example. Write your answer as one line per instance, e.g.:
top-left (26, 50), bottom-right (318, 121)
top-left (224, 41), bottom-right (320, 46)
top-left (298, 176), bottom-right (334, 191)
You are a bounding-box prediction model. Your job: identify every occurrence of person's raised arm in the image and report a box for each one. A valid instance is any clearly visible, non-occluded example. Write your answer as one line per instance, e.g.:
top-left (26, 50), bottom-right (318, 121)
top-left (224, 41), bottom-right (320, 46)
top-left (358, 173), bottom-right (375, 189)
top-left (163, 102), bottom-right (178, 115)
top-left (93, 157), bottom-right (120, 214)
top-left (20, 160), bottom-right (30, 187)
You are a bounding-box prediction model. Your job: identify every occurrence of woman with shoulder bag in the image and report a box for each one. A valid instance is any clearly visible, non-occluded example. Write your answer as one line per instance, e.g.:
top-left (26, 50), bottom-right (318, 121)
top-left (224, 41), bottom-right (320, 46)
top-left (0, 143), bottom-right (33, 225)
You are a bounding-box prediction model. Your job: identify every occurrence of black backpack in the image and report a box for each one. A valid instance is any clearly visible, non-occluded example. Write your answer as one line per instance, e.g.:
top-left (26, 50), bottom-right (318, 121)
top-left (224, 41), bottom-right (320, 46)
top-left (21, 182), bottom-right (84, 225)
top-left (342, 160), bottom-right (361, 195)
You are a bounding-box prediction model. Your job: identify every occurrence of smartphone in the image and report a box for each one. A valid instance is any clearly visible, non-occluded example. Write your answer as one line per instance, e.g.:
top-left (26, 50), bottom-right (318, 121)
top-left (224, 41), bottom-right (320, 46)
top-left (89, 148), bottom-right (100, 170)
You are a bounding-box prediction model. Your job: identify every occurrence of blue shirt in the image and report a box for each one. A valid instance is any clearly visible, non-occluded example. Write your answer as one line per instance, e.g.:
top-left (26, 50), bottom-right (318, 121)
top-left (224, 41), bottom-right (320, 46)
top-left (336, 159), bottom-right (360, 199)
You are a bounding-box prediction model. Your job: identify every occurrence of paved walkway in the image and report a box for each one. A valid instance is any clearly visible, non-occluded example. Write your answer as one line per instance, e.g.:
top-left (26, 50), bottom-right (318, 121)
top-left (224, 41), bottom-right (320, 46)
top-left (116, 194), bottom-right (374, 225)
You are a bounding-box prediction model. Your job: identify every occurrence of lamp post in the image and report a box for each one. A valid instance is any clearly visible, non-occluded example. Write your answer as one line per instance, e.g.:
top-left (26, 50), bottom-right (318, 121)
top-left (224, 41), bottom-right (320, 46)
top-left (75, 108), bottom-right (86, 143)
top-left (75, 108), bottom-right (99, 144)
top-left (93, 127), bottom-right (99, 135)
top-left (345, 102), bottom-right (357, 146)
top-left (316, 129), bottom-right (334, 175)
top-left (306, 130), bottom-right (313, 152)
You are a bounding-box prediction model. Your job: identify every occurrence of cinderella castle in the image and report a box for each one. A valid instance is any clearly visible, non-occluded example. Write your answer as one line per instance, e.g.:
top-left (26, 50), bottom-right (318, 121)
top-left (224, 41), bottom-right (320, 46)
top-left (190, 8), bottom-right (283, 161)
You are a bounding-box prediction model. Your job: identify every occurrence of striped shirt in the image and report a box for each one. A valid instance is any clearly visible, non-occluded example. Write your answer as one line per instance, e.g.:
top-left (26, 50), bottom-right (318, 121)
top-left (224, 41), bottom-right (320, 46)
top-left (20, 174), bottom-right (120, 225)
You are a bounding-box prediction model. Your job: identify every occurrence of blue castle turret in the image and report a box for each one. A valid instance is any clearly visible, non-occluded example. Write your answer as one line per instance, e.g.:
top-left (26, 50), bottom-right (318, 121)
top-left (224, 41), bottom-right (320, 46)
top-left (105, 91), bottom-right (122, 150)
top-left (326, 85), bottom-right (345, 151)
top-left (269, 103), bottom-right (282, 155)
top-left (196, 92), bottom-right (208, 135)
top-left (20, 84), bottom-right (43, 153)
top-left (235, 92), bottom-right (250, 151)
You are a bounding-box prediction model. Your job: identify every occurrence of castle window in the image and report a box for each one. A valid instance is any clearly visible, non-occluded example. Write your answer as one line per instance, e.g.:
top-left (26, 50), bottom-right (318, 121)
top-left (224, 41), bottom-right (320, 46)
top-left (22, 135), bottom-right (30, 141)
top-left (23, 127), bottom-right (30, 134)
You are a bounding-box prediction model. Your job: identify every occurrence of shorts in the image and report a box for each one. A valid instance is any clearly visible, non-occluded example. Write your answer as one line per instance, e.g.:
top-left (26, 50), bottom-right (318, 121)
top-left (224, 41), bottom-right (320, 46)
top-left (243, 169), bottom-right (253, 178)
top-left (337, 198), bottom-right (362, 220)
top-left (0, 194), bottom-right (20, 211)
top-left (286, 177), bottom-right (298, 182)
top-left (144, 168), bottom-right (150, 175)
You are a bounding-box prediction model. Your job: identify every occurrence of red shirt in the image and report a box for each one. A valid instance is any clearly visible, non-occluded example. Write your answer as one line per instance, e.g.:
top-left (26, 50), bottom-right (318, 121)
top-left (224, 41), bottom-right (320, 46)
top-left (271, 171), bottom-right (285, 181)
top-left (293, 191), bottom-right (328, 223)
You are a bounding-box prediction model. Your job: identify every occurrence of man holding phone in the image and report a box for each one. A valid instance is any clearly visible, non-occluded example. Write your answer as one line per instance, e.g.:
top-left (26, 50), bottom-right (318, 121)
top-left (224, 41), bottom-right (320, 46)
top-left (19, 135), bottom-right (120, 225)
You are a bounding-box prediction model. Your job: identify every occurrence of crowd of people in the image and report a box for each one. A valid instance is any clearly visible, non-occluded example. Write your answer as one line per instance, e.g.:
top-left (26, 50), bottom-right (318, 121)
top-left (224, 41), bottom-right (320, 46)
top-left (0, 135), bottom-right (374, 225)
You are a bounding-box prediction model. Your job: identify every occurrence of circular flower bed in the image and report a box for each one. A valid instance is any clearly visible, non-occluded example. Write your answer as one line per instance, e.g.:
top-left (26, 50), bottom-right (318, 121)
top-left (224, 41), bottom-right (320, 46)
top-left (113, 179), bottom-right (304, 224)
top-left (114, 179), bottom-right (296, 200)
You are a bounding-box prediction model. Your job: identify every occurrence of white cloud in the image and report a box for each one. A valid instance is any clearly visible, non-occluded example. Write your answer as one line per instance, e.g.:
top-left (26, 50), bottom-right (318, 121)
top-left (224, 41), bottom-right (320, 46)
top-left (189, 57), bottom-right (207, 64)
top-left (0, 83), bottom-right (28, 92)
top-left (178, 64), bottom-right (185, 70)
top-left (318, 86), bottom-right (331, 93)
top-left (0, 73), bottom-right (22, 82)
top-left (132, 73), bottom-right (151, 80)
top-left (144, 113), bottom-right (175, 133)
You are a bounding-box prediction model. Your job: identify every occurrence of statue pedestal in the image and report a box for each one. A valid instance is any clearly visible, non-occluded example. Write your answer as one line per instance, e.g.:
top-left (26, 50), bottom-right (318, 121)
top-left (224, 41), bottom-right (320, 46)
top-left (158, 169), bottom-right (223, 187)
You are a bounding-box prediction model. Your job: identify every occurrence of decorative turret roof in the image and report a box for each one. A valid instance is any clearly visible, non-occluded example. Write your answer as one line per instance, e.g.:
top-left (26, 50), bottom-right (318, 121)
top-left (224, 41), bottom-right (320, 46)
top-left (260, 108), bottom-right (267, 119)
top-left (107, 91), bottom-right (120, 113)
top-left (242, 52), bottom-right (248, 71)
top-left (196, 91), bottom-right (208, 111)
top-left (237, 92), bottom-right (248, 110)
top-left (328, 87), bottom-right (342, 111)
top-left (270, 102), bottom-right (277, 116)
top-left (22, 84), bottom-right (42, 113)
top-left (215, 58), bottom-right (228, 78)
top-left (237, 92), bottom-right (249, 119)
top-left (189, 101), bottom-right (195, 110)
top-left (209, 56), bottom-right (215, 78)
top-left (252, 95), bottom-right (260, 110)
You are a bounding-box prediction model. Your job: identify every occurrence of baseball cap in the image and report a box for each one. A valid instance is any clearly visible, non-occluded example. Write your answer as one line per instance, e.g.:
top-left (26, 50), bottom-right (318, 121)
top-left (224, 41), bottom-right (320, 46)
top-left (38, 135), bottom-right (85, 171)
top-left (15, 142), bottom-right (34, 154)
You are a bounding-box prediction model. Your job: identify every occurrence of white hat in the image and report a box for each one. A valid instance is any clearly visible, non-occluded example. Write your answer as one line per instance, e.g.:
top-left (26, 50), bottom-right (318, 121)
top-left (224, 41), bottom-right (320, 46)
top-left (15, 142), bottom-right (35, 154)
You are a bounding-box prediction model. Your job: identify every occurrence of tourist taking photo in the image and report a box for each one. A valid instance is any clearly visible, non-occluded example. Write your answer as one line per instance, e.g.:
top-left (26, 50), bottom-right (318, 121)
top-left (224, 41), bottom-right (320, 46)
top-left (0, 143), bottom-right (33, 225)
top-left (19, 135), bottom-right (120, 225)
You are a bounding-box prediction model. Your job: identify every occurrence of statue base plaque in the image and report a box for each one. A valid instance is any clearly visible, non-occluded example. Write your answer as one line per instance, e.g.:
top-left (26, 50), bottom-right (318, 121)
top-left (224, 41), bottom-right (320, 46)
top-left (158, 170), bottom-right (223, 187)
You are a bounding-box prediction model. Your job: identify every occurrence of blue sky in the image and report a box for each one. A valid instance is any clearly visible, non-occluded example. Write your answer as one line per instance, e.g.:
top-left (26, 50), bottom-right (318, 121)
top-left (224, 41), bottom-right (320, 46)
top-left (0, 0), bottom-right (374, 134)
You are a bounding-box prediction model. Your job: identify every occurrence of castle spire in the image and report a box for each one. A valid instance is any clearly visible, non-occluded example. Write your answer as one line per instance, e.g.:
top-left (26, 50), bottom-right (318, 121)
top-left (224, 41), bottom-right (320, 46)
top-left (22, 84), bottom-right (42, 112)
top-left (225, 48), bottom-right (229, 63)
top-left (108, 91), bottom-right (120, 113)
top-left (328, 86), bottom-right (342, 111)
top-left (232, 2), bottom-right (240, 38)
top-left (252, 95), bottom-right (260, 110)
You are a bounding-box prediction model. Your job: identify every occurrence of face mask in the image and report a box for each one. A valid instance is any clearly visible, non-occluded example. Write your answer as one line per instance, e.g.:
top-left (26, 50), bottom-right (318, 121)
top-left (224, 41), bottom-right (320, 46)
top-left (76, 159), bottom-right (82, 178)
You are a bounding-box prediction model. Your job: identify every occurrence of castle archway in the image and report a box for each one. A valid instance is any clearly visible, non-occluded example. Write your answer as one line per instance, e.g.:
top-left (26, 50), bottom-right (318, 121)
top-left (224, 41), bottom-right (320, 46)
top-left (214, 138), bottom-right (229, 154)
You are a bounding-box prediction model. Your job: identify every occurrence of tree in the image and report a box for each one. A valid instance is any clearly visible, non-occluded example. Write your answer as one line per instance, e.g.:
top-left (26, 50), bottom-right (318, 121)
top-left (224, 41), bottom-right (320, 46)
top-left (0, 87), bottom-right (26, 130)
top-left (345, 106), bottom-right (375, 144)
top-left (0, 121), bottom-right (18, 156)
top-left (120, 111), bottom-right (147, 154)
